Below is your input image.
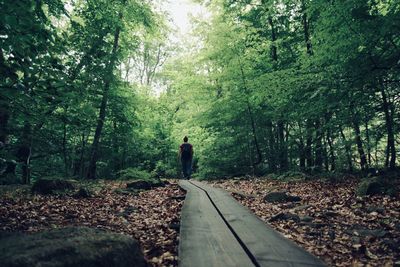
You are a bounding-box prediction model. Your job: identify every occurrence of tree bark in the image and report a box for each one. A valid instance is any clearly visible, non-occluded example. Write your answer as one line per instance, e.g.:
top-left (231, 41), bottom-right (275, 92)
top-left (353, 117), bottom-right (368, 171)
top-left (380, 86), bottom-right (396, 169)
top-left (277, 121), bottom-right (288, 170)
top-left (87, 25), bottom-right (122, 179)
top-left (314, 119), bottom-right (323, 171)
top-left (305, 119), bottom-right (313, 169)
top-left (238, 60), bottom-right (262, 167)
top-left (326, 127), bottom-right (336, 171)
top-left (266, 120), bottom-right (276, 171)
top-left (301, 0), bottom-right (313, 56)
top-left (339, 126), bottom-right (353, 172)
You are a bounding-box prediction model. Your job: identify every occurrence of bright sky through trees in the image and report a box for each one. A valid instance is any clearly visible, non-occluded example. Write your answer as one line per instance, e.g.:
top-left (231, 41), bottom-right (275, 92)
top-left (163, 0), bottom-right (208, 36)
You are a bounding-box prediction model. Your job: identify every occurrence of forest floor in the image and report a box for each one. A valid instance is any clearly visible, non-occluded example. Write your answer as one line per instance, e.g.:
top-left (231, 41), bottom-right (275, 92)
top-left (0, 180), bottom-right (185, 267)
top-left (208, 177), bottom-right (400, 267)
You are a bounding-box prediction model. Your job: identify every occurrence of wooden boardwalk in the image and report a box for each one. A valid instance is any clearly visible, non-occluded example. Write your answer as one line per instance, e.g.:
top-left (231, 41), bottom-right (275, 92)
top-left (179, 180), bottom-right (326, 267)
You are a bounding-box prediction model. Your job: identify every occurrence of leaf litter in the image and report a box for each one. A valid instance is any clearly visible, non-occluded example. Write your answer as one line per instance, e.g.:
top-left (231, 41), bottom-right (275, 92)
top-left (0, 180), bottom-right (185, 267)
top-left (208, 178), bottom-right (400, 267)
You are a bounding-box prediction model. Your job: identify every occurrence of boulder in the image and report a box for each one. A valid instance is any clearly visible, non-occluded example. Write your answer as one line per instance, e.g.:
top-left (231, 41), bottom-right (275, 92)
top-left (127, 180), bottom-right (152, 190)
top-left (269, 212), bottom-right (300, 222)
top-left (300, 215), bottom-right (313, 222)
top-left (126, 179), bottom-right (165, 190)
top-left (32, 179), bottom-right (75, 195)
top-left (74, 187), bottom-right (92, 198)
top-left (345, 227), bottom-right (387, 238)
top-left (264, 191), bottom-right (301, 203)
top-left (0, 227), bottom-right (146, 267)
top-left (356, 178), bottom-right (384, 196)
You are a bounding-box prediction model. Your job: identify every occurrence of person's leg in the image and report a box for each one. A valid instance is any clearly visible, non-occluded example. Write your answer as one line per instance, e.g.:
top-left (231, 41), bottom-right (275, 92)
top-left (187, 160), bottom-right (192, 178)
top-left (181, 160), bottom-right (187, 178)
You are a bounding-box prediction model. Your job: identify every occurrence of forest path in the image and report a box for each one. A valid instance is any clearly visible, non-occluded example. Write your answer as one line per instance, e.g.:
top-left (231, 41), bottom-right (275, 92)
top-left (178, 180), bottom-right (326, 267)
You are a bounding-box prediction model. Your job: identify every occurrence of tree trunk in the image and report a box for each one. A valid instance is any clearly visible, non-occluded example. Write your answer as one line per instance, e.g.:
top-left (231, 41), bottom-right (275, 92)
top-left (314, 119), bottom-right (323, 171)
top-left (238, 59), bottom-right (262, 167)
top-left (277, 121), bottom-right (288, 170)
top-left (339, 126), bottom-right (353, 172)
top-left (365, 119), bottom-right (372, 166)
top-left (266, 120), bottom-right (276, 172)
top-left (380, 86), bottom-right (396, 169)
top-left (62, 110), bottom-right (69, 177)
top-left (301, 0), bottom-right (313, 56)
top-left (353, 117), bottom-right (368, 171)
top-left (17, 123), bottom-right (32, 184)
top-left (305, 119), bottom-right (313, 169)
top-left (87, 25), bottom-right (122, 179)
top-left (326, 127), bottom-right (336, 171)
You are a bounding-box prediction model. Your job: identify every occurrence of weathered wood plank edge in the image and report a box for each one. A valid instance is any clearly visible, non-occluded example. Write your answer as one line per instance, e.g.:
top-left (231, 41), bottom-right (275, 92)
top-left (178, 180), bottom-right (255, 267)
top-left (190, 180), bottom-right (327, 267)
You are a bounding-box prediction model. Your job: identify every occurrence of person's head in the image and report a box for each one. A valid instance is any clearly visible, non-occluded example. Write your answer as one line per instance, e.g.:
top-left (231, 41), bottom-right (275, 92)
top-left (183, 136), bottom-right (188, 142)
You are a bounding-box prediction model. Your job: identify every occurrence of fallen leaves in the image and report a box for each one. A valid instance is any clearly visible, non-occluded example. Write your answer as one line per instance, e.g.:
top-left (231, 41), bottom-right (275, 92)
top-left (209, 178), bottom-right (400, 266)
top-left (0, 180), bottom-right (185, 267)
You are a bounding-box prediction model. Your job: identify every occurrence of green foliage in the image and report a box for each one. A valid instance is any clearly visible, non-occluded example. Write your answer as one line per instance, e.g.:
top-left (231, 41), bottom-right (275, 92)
top-left (1, 0), bottom-right (399, 182)
top-left (117, 167), bottom-right (152, 181)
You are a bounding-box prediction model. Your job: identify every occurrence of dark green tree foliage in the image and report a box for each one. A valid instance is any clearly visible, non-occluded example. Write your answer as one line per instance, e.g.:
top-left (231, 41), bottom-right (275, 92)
top-left (163, 0), bottom-right (400, 178)
top-left (1, 0), bottom-right (399, 182)
top-left (0, 0), bottom-right (178, 183)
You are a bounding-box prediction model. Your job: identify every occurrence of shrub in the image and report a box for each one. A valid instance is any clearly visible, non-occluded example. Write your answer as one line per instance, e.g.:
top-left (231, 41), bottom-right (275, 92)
top-left (118, 168), bottom-right (152, 181)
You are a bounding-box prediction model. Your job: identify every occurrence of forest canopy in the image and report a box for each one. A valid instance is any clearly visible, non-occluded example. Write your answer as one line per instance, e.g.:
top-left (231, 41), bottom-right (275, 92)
top-left (0, 0), bottom-right (399, 183)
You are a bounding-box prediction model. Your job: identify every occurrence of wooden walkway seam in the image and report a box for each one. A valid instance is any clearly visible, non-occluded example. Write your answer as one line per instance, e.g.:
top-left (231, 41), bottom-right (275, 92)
top-left (179, 180), bottom-right (326, 267)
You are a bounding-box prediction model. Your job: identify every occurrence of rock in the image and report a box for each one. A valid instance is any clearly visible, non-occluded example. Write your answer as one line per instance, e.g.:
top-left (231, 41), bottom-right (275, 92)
top-left (170, 195), bottom-right (185, 201)
top-left (294, 204), bottom-right (311, 211)
top-left (127, 180), bottom-right (152, 190)
top-left (347, 227), bottom-right (387, 238)
top-left (365, 206), bottom-right (385, 214)
top-left (168, 222), bottom-right (180, 230)
top-left (126, 179), bottom-right (165, 190)
top-left (114, 188), bottom-right (140, 196)
top-left (300, 216), bottom-right (313, 222)
top-left (382, 239), bottom-right (400, 252)
top-left (322, 210), bottom-right (339, 217)
top-left (269, 212), bottom-right (300, 222)
top-left (32, 179), bottom-right (75, 195)
top-left (356, 178), bottom-right (384, 196)
top-left (264, 192), bottom-right (301, 203)
top-left (0, 227), bottom-right (146, 267)
top-left (151, 178), bottom-right (165, 188)
top-left (74, 187), bottom-right (91, 198)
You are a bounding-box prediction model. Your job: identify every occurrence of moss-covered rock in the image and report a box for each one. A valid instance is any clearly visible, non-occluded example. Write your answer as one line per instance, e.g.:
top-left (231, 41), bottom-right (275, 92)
top-left (31, 178), bottom-right (76, 195)
top-left (356, 178), bottom-right (384, 196)
top-left (0, 227), bottom-right (146, 267)
top-left (126, 178), bottom-right (165, 190)
top-left (264, 191), bottom-right (301, 203)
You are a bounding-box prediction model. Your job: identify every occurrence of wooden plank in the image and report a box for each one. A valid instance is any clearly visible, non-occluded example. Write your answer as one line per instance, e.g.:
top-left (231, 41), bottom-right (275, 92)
top-left (178, 180), bottom-right (254, 267)
top-left (191, 180), bottom-right (326, 267)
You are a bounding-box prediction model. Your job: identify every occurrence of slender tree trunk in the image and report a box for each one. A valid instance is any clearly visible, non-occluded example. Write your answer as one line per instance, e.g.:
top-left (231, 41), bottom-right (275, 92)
top-left (246, 101), bottom-right (262, 166)
top-left (380, 86), bottom-right (396, 169)
top-left (301, 0), bottom-right (313, 56)
top-left (87, 25), bottom-right (122, 179)
top-left (353, 117), bottom-right (368, 171)
top-left (305, 119), bottom-right (313, 169)
top-left (339, 126), bottom-right (353, 172)
top-left (266, 120), bottom-right (276, 172)
top-left (326, 128), bottom-right (336, 171)
top-left (268, 17), bottom-right (278, 61)
top-left (365, 119), bottom-right (372, 166)
top-left (277, 121), bottom-right (288, 170)
top-left (62, 110), bottom-right (69, 177)
top-left (238, 60), bottom-right (262, 167)
top-left (112, 120), bottom-right (119, 173)
top-left (323, 135), bottom-right (329, 171)
top-left (18, 123), bottom-right (32, 184)
top-left (314, 119), bottom-right (323, 171)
